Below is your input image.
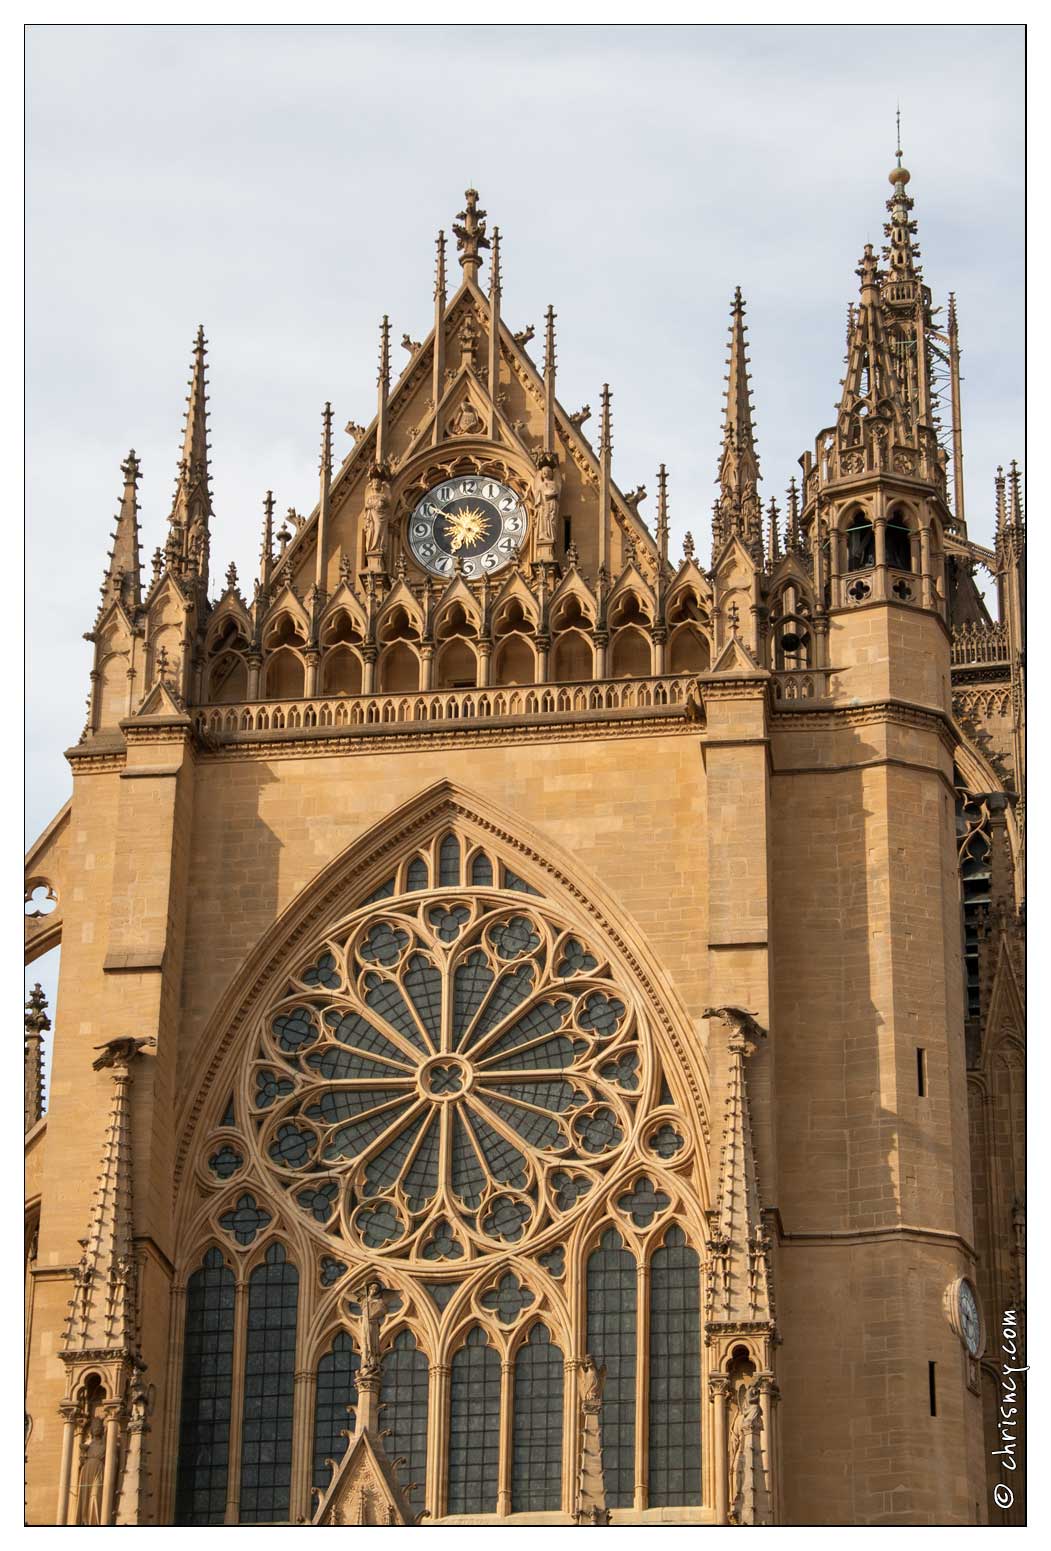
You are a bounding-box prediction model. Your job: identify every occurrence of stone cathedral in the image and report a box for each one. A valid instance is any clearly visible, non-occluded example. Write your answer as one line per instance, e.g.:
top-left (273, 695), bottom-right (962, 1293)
top-left (24, 151), bottom-right (1025, 1527)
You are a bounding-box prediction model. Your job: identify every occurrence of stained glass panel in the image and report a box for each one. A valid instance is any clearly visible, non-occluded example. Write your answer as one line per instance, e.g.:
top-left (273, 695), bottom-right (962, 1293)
top-left (648, 1226), bottom-right (702, 1507)
top-left (586, 1228), bottom-right (636, 1508)
top-left (448, 1328), bottom-right (501, 1514)
top-left (312, 1331), bottom-right (360, 1495)
top-left (239, 1243), bottom-right (299, 1523)
top-left (174, 1249), bottom-right (235, 1526)
top-left (511, 1324), bottom-right (564, 1513)
top-left (380, 1331), bottom-right (429, 1504)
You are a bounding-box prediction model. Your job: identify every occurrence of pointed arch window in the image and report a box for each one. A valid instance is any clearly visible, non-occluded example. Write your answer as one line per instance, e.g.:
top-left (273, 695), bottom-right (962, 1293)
top-left (439, 833), bottom-right (461, 886)
top-left (585, 1227), bottom-right (637, 1508)
top-left (239, 1243), bottom-right (299, 1524)
top-left (174, 1248), bottom-right (236, 1526)
top-left (648, 1225), bottom-right (702, 1506)
top-left (886, 508), bottom-right (913, 571)
top-left (470, 850), bottom-right (494, 886)
top-left (845, 511), bottom-right (875, 571)
top-left (380, 1331), bottom-right (429, 1504)
top-left (448, 1327), bottom-right (501, 1514)
top-left (312, 1331), bottom-right (360, 1498)
top-left (511, 1323), bottom-right (564, 1513)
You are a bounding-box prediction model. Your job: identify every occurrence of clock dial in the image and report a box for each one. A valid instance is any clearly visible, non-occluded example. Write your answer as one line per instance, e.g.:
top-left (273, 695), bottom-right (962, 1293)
top-left (408, 475), bottom-right (527, 578)
top-left (959, 1280), bottom-right (981, 1356)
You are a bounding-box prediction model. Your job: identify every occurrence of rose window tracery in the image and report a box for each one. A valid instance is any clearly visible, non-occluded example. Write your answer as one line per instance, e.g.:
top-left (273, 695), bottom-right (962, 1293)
top-left (246, 888), bottom-right (650, 1263)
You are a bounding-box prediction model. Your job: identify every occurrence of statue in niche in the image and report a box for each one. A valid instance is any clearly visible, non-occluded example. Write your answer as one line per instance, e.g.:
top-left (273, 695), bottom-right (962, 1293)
top-left (363, 464), bottom-right (393, 560)
top-left (76, 1415), bottom-right (106, 1525)
top-left (531, 454), bottom-right (562, 549)
top-left (356, 1279), bottom-right (396, 1380)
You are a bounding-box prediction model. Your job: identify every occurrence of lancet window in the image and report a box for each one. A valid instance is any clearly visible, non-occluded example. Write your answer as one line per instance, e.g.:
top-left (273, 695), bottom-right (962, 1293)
top-left (175, 824), bottom-right (706, 1522)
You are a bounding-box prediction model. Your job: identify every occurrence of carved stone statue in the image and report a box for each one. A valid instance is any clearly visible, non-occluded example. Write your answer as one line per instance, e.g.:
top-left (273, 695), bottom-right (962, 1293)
top-left (357, 1279), bottom-right (393, 1379)
top-left (532, 455), bottom-right (562, 549)
top-left (575, 1356), bottom-right (609, 1525)
top-left (450, 400), bottom-right (483, 437)
top-left (363, 464), bottom-right (393, 561)
top-left (727, 1379), bottom-right (763, 1526)
top-left (76, 1416), bottom-right (106, 1525)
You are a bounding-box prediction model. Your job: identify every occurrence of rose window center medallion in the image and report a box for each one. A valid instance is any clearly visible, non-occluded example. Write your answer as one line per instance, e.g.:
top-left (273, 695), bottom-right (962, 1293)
top-left (247, 887), bottom-right (648, 1264)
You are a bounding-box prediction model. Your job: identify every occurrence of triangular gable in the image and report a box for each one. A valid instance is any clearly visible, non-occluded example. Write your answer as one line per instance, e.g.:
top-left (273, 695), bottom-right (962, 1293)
top-left (130, 680), bottom-right (187, 719)
top-left (711, 632), bottom-right (762, 674)
top-left (312, 1429), bottom-right (417, 1526)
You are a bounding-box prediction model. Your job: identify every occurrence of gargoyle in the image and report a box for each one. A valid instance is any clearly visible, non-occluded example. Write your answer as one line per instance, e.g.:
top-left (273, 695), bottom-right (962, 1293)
top-left (91, 1036), bottom-right (156, 1070)
top-left (702, 1007), bottom-right (768, 1047)
top-left (345, 421), bottom-right (366, 440)
top-left (401, 334), bottom-right (421, 355)
top-left (513, 324), bottom-right (535, 346)
top-left (623, 484), bottom-right (647, 509)
top-left (569, 404), bottom-right (591, 427)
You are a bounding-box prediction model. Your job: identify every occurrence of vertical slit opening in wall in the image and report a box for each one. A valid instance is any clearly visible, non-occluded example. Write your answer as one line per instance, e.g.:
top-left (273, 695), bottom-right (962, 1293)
top-left (563, 516), bottom-right (572, 552)
top-left (917, 1047), bottom-right (927, 1097)
top-left (928, 1361), bottom-right (937, 1416)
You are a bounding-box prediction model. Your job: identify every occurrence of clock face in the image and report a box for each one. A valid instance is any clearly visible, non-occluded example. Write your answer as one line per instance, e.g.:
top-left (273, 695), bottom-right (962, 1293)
top-left (958, 1280), bottom-right (981, 1356)
top-left (408, 475), bottom-right (527, 579)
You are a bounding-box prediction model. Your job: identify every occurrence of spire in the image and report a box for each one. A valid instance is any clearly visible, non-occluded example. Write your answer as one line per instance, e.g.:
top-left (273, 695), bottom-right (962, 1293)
top-left (376, 315), bottom-right (391, 465)
top-left (103, 451), bottom-right (143, 611)
top-left (879, 138), bottom-right (935, 431)
top-left (882, 132), bottom-right (922, 291)
top-left (785, 478), bottom-right (801, 554)
top-left (836, 246), bottom-right (911, 440)
top-left (432, 231), bottom-right (447, 442)
top-left (168, 325), bottom-right (212, 590)
top-left (656, 463), bottom-right (669, 569)
top-left (543, 305), bottom-right (557, 456)
top-left (716, 288), bottom-right (762, 552)
top-left (488, 228), bottom-right (501, 434)
top-left (24, 983), bottom-right (49, 1132)
top-left (453, 188), bottom-right (490, 285)
top-left (1008, 459), bottom-right (1024, 537)
top-left (948, 292), bottom-right (966, 531)
top-left (598, 384), bottom-right (612, 573)
top-left (704, 1009), bottom-right (773, 1327)
top-left (259, 489), bottom-right (274, 594)
top-left (766, 497), bottom-right (781, 564)
top-left (63, 1039), bottom-right (151, 1357)
top-left (316, 402), bottom-right (333, 592)
top-left (994, 465), bottom-right (1007, 547)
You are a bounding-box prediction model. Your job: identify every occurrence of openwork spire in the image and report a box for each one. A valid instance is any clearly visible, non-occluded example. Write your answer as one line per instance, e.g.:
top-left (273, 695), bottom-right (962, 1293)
top-left (716, 289), bottom-right (762, 553)
top-left (882, 129), bottom-right (923, 294)
top-left (103, 451), bottom-right (143, 612)
top-left (837, 246), bottom-right (911, 436)
top-left (24, 983), bottom-right (49, 1133)
top-left (453, 187), bottom-right (490, 284)
top-left (167, 326), bottom-right (212, 589)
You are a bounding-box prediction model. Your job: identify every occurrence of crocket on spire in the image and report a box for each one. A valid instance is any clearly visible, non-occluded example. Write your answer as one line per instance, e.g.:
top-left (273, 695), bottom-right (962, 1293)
top-left (167, 325), bottom-right (213, 591)
top-left (716, 288), bottom-right (762, 556)
top-left (102, 450), bottom-right (143, 612)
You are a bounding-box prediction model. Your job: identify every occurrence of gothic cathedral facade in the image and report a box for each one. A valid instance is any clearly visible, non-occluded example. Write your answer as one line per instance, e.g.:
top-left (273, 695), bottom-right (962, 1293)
top-left (25, 155), bottom-right (1025, 1526)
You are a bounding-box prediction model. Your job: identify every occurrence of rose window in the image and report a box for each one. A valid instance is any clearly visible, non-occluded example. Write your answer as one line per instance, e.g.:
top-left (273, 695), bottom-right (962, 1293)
top-left (247, 891), bottom-right (649, 1261)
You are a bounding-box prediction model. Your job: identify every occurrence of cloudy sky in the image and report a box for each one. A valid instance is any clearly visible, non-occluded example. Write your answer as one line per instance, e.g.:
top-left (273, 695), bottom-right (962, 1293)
top-left (25, 23), bottom-right (1023, 1021)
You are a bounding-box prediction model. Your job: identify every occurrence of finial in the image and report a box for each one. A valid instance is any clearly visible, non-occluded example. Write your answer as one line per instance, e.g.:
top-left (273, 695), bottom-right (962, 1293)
top-left (453, 188), bottom-right (490, 282)
top-left (260, 490), bottom-right (275, 585)
top-left (25, 984), bottom-right (51, 1035)
top-left (544, 306), bottom-right (557, 376)
top-left (656, 463), bottom-right (669, 562)
top-left (600, 384), bottom-right (612, 457)
top-left (786, 478), bottom-right (801, 551)
top-left (151, 546), bottom-right (163, 582)
top-left (683, 531), bottom-right (695, 562)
